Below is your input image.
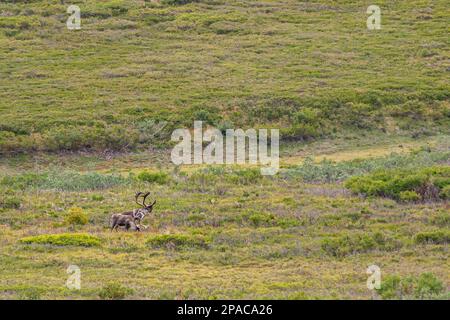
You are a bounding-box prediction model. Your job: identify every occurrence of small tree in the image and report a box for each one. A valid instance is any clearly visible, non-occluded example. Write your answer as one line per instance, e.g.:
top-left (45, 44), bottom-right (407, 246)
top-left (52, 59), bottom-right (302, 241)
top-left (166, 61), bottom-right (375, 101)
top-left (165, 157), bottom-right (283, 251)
top-left (65, 207), bottom-right (88, 227)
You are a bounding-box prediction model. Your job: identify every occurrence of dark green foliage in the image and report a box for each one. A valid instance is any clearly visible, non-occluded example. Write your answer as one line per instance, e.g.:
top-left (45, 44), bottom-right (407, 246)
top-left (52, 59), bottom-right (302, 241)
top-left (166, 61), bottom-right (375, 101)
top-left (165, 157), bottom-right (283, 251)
top-left (345, 166), bottom-right (450, 201)
top-left (1, 173), bottom-right (47, 190)
top-left (99, 283), bottom-right (134, 300)
top-left (440, 185), bottom-right (450, 199)
top-left (161, 0), bottom-right (199, 5)
top-left (0, 196), bottom-right (21, 209)
top-left (414, 231), bottom-right (450, 245)
top-left (228, 168), bottom-right (262, 185)
top-left (377, 273), bottom-right (445, 300)
top-left (321, 232), bottom-right (401, 258)
top-left (18, 287), bottom-right (43, 300)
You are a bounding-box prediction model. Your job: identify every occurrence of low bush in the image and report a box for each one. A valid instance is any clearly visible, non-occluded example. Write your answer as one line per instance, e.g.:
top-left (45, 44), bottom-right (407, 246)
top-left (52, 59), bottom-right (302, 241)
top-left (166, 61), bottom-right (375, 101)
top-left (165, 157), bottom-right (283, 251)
top-left (0, 196), bottom-right (22, 209)
top-left (247, 213), bottom-right (276, 227)
top-left (91, 195), bottom-right (104, 201)
top-left (440, 185), bottom-right (450, 199)
top-left (99, 283), bottom-right (134, 300)
top-left (377, 273), bottom-right (445, 299)
top-left (162, 0), bottom-right (199, 6)
top-left (137, 171), bottom-right (169, 184)
top-left (1, 173), bottom-right (47, 190)
top-left (20, 233), bottom-right (101, 247)
top-left (281, 124), bottom-right (320, 141)
top-left (18, 287), bottom-right (44, 300)
top-left (228, 168), bottom-right (262, 185)
top-left (399, 190), bottom-right (420, 202)
top-left (345, 166), bottom-right (449, 201)
top-left (65, 207), bottom-right (89, 226)
top-left (239, 212), bottom-right (300, 228)
top-left (429, 212), bottom-right (450, 227)
top-left (414, 230), bottom-right (450, 245)
top-left (321, 232), bottom-right (401, 257)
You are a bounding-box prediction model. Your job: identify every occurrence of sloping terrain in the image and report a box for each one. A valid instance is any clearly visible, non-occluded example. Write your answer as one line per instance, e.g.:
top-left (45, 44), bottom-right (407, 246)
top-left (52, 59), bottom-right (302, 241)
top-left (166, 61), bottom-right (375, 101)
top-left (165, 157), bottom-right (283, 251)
top-left (0, 1), bottom-right (448, 300)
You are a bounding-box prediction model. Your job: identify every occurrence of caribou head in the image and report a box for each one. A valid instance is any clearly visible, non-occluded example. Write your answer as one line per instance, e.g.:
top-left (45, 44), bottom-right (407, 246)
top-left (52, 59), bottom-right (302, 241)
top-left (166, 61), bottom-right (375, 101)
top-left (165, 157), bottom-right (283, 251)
top-left (135, 191), bottom-right (156, 212)
top-left (132, 191), bottom-right (156, 229)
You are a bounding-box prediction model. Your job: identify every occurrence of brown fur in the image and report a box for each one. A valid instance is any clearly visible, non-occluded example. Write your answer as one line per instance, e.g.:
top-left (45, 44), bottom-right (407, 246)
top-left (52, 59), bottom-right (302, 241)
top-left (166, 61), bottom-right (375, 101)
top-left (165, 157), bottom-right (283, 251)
top-left (110, 214), bottom-right (140, 231)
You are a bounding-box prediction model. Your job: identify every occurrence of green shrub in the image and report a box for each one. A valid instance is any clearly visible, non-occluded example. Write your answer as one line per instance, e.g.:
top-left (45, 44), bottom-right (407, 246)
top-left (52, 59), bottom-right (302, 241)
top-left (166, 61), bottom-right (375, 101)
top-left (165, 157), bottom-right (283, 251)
top-left (321, 232), bottom-right (401, 257)
top-left (377, 273), bottom-right (445, 299)
top-left (65, 207), bottom-right (88, 226)
top-left (415, 272), bottom-right (445, 299)
top-left (137, 171), bottom-right (169, 184)
top-left (20, 233), bottom-right (101, 247)
top-left (281, 124), bottom-right (320, 141)
top-left (345, 166), bottom-right (449, 201)
top-left (91, 194), bottom-right (104, 201)
top-left (162, 0), bottom-right (199, 6)
top-left (430, 212), bottom-right (450, 227)
top-left (1, 173), bottom-right (47, 190)
top-left (0, 196), bottom-right (22, 209)
top-left (228, 168), bottom-right (262, 185)
top-left (147, 234), bottom-right (210, 249)
top-left (440, 185), bottom-right (450, 199)
top-left (99, 283), bottom-right (134, 300)
top-left (276, 217), bottom-right (301, 228)
top-left (399, 190), bottom-right (420, 202)
top-left (247, 213), bottom-right (276, 227)
top-left (414, 231), bottom-right (450, 245)
top-left (18, 287), bottom-right (44, 300)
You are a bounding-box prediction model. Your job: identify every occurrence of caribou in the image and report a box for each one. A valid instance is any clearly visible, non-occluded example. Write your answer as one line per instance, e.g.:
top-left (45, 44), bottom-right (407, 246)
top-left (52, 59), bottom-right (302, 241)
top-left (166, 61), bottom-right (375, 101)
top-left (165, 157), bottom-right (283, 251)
top-left (110, 192), bottom-right (157, 231)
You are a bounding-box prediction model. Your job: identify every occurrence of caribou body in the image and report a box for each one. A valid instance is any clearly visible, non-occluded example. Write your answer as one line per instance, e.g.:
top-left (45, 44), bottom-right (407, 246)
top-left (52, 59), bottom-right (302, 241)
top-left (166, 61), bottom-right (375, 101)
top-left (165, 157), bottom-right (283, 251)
top-left (110, 192), bottom-right (157, 231)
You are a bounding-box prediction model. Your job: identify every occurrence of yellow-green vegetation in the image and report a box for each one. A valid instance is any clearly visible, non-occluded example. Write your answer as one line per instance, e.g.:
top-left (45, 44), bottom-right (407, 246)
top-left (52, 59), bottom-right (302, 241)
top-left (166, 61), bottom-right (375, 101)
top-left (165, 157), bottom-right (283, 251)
top-left (65, 207), bottom-right (89, 226)
top-left (20, 233), bottom-right (101, 247)
top-left (137, 170), bottom-right (170, 184)
top-left (0, 0), bottom-right (448, 300)
top-left (0, 137), bottom-right (448, 299)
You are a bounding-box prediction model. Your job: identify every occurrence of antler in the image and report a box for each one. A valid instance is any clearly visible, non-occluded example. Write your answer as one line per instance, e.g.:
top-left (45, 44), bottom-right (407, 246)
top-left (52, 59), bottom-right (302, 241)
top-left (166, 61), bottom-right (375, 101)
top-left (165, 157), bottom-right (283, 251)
top-left (142, 192), bottom-right (151, 206)
top-left (135, 192), bottom-right (144, 207)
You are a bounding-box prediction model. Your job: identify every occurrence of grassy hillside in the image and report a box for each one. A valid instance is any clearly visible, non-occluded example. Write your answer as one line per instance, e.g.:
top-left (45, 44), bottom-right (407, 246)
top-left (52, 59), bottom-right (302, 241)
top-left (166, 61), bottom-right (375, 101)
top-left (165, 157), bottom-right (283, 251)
top-left (0, 0), bottom-right (449, 153)
top-left (0, 0), bottom-right (448, 300)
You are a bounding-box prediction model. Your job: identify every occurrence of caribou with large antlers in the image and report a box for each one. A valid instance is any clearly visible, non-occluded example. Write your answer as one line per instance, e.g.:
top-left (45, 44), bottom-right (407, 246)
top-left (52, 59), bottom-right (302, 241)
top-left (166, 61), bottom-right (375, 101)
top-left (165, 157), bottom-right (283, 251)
top-left (110, 191), bottom-right (157, 231)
